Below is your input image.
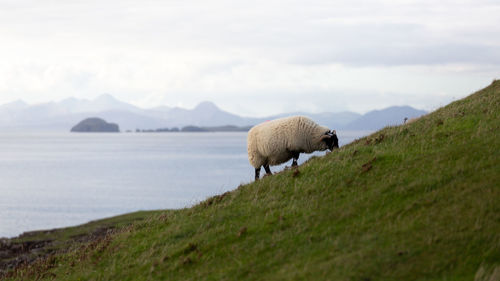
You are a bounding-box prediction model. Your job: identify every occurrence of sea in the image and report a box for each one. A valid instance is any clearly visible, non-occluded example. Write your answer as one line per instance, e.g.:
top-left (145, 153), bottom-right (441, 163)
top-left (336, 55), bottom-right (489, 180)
top-left (0, 131), bottom-right (370, 238)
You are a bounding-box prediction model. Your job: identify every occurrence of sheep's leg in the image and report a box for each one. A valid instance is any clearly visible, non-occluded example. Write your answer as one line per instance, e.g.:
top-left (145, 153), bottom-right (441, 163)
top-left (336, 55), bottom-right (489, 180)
top-left (255, 167), bottom-right (261, 181)
top-left (291, 151), bottom-right (300, 167)
top-left (264, 165), bottom-right (272, 175)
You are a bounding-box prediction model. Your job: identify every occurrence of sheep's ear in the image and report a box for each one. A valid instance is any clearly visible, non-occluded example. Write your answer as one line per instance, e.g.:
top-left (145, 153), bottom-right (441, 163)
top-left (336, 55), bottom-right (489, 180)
top-left (320, 135), bottom-right (331, 141)
top-left (332, 130), bottom-right (336, 135)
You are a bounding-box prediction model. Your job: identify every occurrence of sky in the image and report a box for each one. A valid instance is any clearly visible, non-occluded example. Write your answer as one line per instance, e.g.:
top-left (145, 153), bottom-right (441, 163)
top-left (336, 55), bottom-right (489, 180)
top-left (0, 0), bottom-right (498, 116)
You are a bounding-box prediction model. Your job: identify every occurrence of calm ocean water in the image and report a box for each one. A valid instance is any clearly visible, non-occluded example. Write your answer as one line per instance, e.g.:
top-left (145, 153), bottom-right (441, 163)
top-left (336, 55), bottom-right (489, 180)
top-left (0, 131), bottom-right (369, 238)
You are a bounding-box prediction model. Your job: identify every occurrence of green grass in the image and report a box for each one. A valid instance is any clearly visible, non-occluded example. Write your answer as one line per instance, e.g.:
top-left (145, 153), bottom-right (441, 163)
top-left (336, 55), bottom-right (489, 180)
top-left (6, 81), bottom-right (500, 281)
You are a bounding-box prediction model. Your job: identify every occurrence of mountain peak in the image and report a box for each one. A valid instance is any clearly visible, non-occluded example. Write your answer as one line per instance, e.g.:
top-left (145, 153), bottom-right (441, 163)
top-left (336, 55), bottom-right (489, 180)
top-left (345, 105), bottom-right (427, 130)
top-left (0, 99), bottom-right (28, 110)
top-left (194, 101), bottom-right (219, 111)
top-left (94, 93), bottom-right (119, 102)
top-left (59, 97), bottom-right (82, 106)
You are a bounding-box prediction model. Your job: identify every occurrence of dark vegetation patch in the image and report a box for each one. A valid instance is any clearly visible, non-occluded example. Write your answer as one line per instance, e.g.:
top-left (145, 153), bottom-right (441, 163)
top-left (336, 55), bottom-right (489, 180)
top-left (0, 227), bottom-right (114, 278)
top-left (237, 226), bottom-right (248, 237)
top-left (202, 191), bottom-right (231, 207)
top-left (361, 157), bottom-right (377, 173)
top-left (0, 210), bottom-right (155, 278)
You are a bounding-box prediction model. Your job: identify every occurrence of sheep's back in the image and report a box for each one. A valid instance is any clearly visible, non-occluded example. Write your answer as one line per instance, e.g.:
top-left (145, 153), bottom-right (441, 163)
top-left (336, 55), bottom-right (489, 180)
top-left (279, 116), bottom-right (329, 152)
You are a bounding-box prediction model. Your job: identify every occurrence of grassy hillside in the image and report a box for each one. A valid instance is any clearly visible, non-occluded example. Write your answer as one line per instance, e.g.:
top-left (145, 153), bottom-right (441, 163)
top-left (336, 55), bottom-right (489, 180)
top-left (4, 81), bottom-right (500, 280)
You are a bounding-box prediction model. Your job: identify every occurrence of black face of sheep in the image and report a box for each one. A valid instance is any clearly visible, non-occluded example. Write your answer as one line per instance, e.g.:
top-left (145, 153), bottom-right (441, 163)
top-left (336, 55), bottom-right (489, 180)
top-left (322, 130), bottom-right (339, 150)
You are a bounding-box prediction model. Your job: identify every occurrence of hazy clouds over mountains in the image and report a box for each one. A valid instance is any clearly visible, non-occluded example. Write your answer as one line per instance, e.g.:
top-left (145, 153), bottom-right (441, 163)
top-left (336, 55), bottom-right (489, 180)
top-left (0, 94), bottom-right (426, 132)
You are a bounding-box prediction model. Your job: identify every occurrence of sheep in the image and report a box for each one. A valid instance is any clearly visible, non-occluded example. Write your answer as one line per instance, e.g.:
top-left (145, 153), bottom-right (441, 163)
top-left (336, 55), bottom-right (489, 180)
top-left (247, 116), bottom-right (339, 180)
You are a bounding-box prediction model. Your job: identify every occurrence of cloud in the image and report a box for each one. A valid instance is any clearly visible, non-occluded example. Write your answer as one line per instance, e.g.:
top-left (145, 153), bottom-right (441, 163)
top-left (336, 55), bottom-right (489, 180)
top-left (0, 0), bottom-right (498, 115)
top-left (295, 41), bottom-right (500, 66)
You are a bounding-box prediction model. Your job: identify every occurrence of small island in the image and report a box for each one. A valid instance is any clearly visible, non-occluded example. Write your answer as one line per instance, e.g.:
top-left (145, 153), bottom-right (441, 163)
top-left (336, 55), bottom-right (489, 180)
top-left (70, 117), bottom-right (120, 132)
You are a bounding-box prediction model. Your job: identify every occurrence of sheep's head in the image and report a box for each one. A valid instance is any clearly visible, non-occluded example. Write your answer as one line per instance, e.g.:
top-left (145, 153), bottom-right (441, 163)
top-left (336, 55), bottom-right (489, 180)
top-left (320, 130), bottom-right (339, 151)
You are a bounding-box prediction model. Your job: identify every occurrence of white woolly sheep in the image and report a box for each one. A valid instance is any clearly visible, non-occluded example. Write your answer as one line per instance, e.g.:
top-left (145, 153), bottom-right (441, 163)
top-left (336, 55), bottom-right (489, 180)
top-left (247, 116), bottom-right (339, 180)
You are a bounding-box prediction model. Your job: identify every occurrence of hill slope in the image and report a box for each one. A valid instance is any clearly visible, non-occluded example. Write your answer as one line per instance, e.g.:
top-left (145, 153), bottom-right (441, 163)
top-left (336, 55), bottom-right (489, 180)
top-left (5, 81), bottom-right (500, 280)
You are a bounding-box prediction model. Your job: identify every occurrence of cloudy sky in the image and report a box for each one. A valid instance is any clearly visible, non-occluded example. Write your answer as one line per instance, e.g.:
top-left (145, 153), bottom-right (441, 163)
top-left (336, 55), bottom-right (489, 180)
top-left (0, 0), bottom-right (498, 116)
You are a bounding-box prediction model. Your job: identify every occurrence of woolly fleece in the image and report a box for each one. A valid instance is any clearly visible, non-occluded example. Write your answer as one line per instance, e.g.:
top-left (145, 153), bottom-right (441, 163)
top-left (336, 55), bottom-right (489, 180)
top-left (247, 116), bottom-right (331, 168)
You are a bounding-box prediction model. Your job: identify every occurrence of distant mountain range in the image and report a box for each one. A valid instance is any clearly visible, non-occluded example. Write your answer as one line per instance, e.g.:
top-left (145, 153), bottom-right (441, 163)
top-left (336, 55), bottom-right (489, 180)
top-left (0, 94), bottom-right (427, 132)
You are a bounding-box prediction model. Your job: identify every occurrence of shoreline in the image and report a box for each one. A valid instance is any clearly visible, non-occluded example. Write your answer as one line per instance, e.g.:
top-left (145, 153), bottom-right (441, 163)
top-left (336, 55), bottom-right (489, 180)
top-left (0, 210), bottom-right (157, 276)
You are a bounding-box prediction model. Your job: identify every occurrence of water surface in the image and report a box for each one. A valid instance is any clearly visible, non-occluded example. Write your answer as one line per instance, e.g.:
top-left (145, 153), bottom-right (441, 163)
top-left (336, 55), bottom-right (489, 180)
top-left (0, 131), bottom-right (369, 238)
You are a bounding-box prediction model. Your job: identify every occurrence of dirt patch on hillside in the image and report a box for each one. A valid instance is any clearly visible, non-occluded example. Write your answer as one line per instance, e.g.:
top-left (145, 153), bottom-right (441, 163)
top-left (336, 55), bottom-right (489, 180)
top-left (0, 226), bottom-right (114, 277)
